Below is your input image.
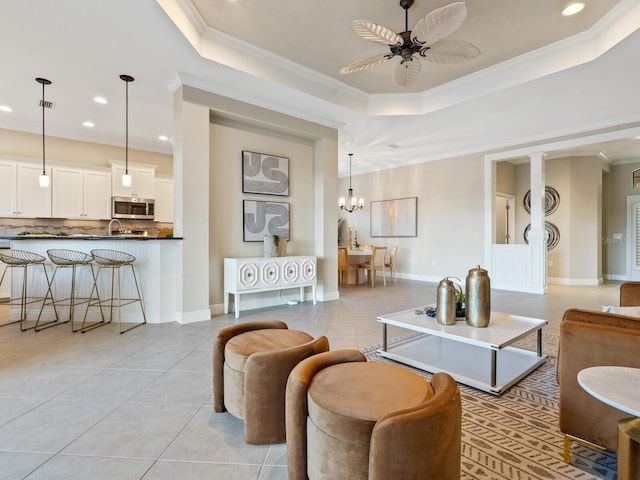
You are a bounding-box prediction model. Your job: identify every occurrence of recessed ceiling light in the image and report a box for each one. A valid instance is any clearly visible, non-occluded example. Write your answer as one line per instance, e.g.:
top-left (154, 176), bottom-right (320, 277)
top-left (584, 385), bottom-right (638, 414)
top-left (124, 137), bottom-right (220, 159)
top-left (158, 135), bottom-right (169, 141)
top-left (562, 2), bottom-right (585, 16)
top-left (83, 121), bottom-right (95, 128)
top-left (93, 96), bottom-right (108, 104)
top-left (0, 105), bottom-right (13, 112)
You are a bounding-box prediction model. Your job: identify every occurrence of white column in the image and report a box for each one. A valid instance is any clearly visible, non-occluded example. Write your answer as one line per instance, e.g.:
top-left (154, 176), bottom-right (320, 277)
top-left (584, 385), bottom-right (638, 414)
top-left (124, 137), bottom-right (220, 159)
top-left (528, 152), bottom-right (547, 293)
top-left (172, 87), bottom-right (212, 323)
top-left (314, 137), bottom-right (339, 301)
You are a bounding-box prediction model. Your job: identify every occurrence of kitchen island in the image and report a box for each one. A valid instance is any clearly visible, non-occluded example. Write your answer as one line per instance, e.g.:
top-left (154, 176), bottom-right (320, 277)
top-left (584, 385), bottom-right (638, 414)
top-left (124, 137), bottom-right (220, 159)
top-left (1, 236), bottom-right (182, 324)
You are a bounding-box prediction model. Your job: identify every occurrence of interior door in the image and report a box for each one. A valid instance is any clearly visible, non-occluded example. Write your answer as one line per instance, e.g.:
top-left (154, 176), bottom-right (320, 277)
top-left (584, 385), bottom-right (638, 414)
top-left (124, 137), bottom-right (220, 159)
top-left (626, 195), bottom-right (640, 280)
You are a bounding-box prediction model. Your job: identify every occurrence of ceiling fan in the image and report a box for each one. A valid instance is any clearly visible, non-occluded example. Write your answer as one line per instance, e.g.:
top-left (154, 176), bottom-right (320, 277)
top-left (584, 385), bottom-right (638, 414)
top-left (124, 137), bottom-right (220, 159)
top-left (340, 1), bottom-right (480, 87)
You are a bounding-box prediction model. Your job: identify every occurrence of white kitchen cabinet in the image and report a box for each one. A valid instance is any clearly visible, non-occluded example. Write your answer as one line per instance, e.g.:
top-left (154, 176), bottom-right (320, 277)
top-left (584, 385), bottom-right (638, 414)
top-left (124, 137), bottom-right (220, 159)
top-left (52, 166), bottom-right (111, 219)
top-left (0, 161), bottom-right (18, 217)
top-left (224, 256), bottom-right (317, 318)
top-left (83, 170), bottom-right (112, 219)
top-left (111, 164), bottom-right (156, 198)
top-left (18, 164), bottom-right (52, 218)
top-left (0, 160), bottom-right (51, 218)
top-left (154, 176), bottom-right (174, 223)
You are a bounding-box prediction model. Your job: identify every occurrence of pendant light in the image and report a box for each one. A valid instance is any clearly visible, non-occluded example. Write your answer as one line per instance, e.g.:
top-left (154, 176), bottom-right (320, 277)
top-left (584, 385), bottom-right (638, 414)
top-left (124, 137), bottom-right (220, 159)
top-left (120, 74), bottom-right (134, 187)
top-left (36, 77), bottom-right (51, 188)
top-left (339, 153), bottom-right (364, 212)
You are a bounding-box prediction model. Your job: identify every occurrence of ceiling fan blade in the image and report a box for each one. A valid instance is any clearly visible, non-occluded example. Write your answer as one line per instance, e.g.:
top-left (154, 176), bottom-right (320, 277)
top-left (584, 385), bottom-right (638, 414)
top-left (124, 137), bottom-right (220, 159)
top-left (421, 40), bottom-right (480, 64)
top-left (392, 59), bottom-right (421, 87)
top-left (340, 54), bottom-right (388, 75)
top-left (413, 2), bottom-right (468, 46)
top-left (352, 20), bottom-right (403, 45)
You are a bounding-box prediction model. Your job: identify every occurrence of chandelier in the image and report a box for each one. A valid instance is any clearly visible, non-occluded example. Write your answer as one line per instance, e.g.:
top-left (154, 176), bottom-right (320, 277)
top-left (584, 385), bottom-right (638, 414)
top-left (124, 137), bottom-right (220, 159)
top-left (339, 153), bottom-right (364, 213)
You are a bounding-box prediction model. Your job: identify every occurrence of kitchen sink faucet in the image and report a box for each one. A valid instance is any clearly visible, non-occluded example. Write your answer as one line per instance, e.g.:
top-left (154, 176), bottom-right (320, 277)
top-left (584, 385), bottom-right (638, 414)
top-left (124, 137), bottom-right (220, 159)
top-left (108, 219), bottom-right (123, 236)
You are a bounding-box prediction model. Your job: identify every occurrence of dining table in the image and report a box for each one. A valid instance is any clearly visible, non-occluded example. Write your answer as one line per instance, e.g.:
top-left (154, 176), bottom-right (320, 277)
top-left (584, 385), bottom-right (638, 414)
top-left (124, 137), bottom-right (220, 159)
top-left (345, 248), bottom-right (372, 285)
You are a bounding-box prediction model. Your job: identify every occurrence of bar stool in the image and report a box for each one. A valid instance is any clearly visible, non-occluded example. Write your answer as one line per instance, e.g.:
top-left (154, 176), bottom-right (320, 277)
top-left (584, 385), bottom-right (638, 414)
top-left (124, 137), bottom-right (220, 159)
top-left (0, 249), bottom-right (58, 331)
top-left (82, 249), bottom-right (146, 334)
top-left (37, 249), bottom-right (104, 332)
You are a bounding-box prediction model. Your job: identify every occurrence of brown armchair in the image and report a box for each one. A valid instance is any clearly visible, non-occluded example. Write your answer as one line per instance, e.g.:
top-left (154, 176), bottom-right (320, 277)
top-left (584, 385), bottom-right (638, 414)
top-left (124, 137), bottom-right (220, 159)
top-left (558, 282), bottom-right (640, 460)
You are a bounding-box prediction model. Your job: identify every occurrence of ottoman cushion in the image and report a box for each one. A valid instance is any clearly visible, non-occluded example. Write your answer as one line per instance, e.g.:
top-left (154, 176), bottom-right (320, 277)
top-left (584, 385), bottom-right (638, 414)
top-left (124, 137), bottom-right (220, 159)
top-left (307, 362), bottom-right (433, 479)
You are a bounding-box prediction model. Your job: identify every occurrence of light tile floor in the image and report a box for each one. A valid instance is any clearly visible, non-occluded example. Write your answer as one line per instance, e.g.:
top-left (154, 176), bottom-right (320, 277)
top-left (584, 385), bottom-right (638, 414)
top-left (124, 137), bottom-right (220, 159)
top-left (0, 279), bottom-right (621, 479)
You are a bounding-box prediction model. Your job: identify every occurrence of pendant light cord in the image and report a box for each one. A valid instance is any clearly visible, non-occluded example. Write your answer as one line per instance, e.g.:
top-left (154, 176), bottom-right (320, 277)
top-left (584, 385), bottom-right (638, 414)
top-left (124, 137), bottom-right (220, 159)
top-left (41, 81), bottom-right (45, 174)
top-left (35, 77), bottom-right (51, 176)
top-left (125, 78), bottom-right (129, 175)
top-left (120, 74), bottom-right (134, 176)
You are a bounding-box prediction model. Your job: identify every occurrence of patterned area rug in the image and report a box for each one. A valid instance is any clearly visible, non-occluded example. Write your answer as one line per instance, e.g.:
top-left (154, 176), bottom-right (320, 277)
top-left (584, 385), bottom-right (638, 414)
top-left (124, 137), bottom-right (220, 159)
top-left (361, 332), bottom-right (618, 479)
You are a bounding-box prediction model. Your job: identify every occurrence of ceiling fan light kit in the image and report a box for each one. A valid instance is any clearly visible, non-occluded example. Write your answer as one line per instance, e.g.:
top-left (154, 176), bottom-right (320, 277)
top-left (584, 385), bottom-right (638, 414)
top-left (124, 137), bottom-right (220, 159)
top-left (340, 1), bottom-right (480, 87)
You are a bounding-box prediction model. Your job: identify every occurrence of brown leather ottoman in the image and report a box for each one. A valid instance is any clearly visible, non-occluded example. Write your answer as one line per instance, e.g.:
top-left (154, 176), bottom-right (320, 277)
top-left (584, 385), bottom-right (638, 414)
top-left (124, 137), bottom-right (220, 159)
top-left (307, 362), bottom-right (433, 479)
top-left (213, 321), bottom-right (329, 444)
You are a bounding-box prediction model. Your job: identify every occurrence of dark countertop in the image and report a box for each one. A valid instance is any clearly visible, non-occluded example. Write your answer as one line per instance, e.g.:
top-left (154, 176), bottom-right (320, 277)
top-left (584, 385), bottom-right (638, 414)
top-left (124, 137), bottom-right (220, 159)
top-left (0, 235), bottom-right (182, 241)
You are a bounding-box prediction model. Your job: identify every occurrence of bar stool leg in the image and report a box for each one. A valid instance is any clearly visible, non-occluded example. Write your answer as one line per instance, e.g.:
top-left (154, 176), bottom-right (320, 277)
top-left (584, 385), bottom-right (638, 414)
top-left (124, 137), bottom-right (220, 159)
top-left (0, 265), bottom-right (23, 329)
top-left (20, 263), bottom-right (59, 331)
top-left (121, 263), bottom-right (146, 334)
top-left (81, 265), bottom-right (109, 332)
top-left (35, 265), bottom-right (68, 331)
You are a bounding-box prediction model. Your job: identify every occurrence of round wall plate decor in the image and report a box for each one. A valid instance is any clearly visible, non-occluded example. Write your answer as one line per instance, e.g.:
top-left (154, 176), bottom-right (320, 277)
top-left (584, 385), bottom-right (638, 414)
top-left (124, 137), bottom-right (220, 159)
top-left (523, 186), bottom-right (560, 216)
top-left (524, 221), bottom-right (560, 251)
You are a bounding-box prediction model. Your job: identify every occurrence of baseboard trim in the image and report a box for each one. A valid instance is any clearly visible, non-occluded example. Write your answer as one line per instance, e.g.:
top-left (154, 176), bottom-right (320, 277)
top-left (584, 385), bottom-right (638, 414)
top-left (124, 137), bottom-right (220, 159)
top-left (175, 308), bottom-right (212, 324)
top-left (547, 277), bottom-right (603, 286)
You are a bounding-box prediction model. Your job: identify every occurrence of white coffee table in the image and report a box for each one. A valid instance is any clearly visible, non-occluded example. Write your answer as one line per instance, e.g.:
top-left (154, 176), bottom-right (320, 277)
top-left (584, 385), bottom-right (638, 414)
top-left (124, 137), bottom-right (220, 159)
top-left (376, 308), bottom-right (548, 395)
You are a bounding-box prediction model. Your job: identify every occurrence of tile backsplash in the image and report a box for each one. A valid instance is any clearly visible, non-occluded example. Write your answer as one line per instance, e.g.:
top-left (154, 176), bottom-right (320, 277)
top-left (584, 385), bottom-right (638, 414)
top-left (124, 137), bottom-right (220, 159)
top-left (0, 218), bottom-right (173, 237)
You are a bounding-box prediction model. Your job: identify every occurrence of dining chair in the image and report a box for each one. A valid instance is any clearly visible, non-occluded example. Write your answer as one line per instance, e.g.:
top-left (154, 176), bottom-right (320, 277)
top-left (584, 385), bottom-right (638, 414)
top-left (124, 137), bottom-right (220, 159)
top-left (359, 246), bottom-right (387, 287)
top-left (385, 246), bottom-right (398, 283)
top-left (338, 247), bottom-right (359, 285)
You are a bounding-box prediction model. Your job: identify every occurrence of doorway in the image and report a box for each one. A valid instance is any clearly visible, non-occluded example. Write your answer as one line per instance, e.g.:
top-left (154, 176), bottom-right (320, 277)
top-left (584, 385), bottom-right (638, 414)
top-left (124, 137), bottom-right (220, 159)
top-left (626, 195), bottom-right (640, 280)
top-left (495, 193), bottom-right (515, 244)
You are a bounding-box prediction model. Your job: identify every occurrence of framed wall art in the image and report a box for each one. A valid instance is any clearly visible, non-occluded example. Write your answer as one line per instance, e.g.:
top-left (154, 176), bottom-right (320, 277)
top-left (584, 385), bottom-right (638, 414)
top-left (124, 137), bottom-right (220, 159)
top-left (242, 150), bottom-right (289, 196)
top-left (243, 200), bottom-right (290, 241)
top-left (370, 197), bottom-right (417, 237)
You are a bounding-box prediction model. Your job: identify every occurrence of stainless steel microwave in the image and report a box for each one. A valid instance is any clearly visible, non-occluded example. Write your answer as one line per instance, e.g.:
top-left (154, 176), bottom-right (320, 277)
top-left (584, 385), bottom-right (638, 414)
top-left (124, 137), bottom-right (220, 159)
top-left (112, 196), bottom-right (155, 220)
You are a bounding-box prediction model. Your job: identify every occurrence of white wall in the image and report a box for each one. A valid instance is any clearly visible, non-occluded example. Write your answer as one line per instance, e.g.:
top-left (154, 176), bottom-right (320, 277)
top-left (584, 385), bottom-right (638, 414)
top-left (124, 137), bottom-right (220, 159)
top-left (209, 119), bottom-right (316, 306)
top-left (175, 87), bottom-right (339, 314)
top-left (607, 160), bottom-right (640, 277)
top-left (339, 154), bottom-right (485, 282)
top-left (513, 156), bottom-right (603, 283)
top-left (0, 128), bottom-right (172, 174)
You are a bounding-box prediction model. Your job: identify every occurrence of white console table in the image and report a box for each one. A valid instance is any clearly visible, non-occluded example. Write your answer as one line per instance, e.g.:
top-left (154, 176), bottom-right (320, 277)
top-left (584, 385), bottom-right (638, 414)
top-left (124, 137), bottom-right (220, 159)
top-left (224, 256), bottom-right (317, 318)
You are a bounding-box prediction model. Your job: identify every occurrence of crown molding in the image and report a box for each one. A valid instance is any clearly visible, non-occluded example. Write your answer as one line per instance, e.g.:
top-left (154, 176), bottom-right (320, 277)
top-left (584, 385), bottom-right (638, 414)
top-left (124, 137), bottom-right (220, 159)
top-left (368, 0), bottom-right (640, 116)
top-left (169, 72), bottom-right (346, 131)
top-left (158, 0), bottom-right (640, 119)
top-left (157, 0), bottom-right (368, 114)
